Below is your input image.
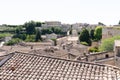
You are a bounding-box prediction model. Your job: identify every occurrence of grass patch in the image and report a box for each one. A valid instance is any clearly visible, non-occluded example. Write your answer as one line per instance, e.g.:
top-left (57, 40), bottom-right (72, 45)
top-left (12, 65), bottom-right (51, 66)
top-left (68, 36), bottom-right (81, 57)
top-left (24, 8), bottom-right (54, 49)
top-left (0, 33), bottom-right (13, 39)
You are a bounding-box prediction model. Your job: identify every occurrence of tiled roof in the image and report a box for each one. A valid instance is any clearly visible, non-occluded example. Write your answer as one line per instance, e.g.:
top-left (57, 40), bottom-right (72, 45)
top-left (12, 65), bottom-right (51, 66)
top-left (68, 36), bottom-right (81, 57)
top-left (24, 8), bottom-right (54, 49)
top-left (0, 52), bottom-right (120, 80)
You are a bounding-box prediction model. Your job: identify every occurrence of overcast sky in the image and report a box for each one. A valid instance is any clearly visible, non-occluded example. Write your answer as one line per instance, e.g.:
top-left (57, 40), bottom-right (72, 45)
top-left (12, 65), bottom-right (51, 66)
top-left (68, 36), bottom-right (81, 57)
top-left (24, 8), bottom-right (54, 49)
top-left (0, 0), bottom-right (120, 25)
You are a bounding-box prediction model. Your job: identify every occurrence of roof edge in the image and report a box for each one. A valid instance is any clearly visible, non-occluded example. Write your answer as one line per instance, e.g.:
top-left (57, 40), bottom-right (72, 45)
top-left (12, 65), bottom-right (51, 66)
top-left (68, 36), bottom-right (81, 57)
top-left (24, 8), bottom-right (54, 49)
top-left (0, 52), bottom-right (14, 67)
top-left (14, 51), bottom-right (120, 70)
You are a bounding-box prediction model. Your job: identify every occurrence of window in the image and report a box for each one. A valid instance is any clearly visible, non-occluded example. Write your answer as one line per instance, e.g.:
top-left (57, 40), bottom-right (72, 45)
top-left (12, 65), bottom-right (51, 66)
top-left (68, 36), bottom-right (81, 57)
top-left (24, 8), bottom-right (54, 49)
top-left (117, 49), bottom-right (120, 57)
top-left (105, 54), bottom-right (109, 58)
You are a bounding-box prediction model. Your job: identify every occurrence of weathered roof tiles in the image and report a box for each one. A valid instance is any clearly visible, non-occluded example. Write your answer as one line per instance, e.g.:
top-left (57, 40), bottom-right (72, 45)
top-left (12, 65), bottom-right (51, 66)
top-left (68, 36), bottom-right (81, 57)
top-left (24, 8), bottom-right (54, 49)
top-left (0, 52), bottom-right (120, 80)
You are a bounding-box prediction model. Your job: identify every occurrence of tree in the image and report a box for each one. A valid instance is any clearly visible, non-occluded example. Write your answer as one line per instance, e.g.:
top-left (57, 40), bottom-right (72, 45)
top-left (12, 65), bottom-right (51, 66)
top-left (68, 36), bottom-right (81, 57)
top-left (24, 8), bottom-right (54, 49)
top-left (69, 25), bottom-right (72, 35)
top-left (54, 27), bottom-right (62, 34)
top-left (90, 29), bottom-right (95, 40)
top-left (119, 20), bottom-right (120, 25)
top-left (51, 27), bottom-right (55, 33)
top-left (41, 27), bottom-right (62, 35)
top-left (35, 29), bottom-right (42, 42)
top-left (5, 38), bottom-right (22, 45)
top-left (99, 36), bottom-right (120, 51)
top-left (24, 21), bottom-right (36, 35)
top-left (36, 22), bottom-right (41, 27)
top-left (98, 22), bottom-right (105, 26)
top-left (94, 26), bottom-right (102, 41)
top-left (15, 26), bottom-right (22, 35)
top-left (79, 28), bottom-right (91, 46)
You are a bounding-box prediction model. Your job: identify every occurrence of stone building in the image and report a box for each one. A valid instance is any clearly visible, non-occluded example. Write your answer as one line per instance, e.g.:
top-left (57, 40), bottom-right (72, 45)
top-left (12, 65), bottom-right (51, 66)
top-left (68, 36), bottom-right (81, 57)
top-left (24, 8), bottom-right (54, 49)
top-left (114, 40), bottom-right (120, 67)
top-left (42, 21), bottom-right (62, 28)
top-left (46, 33), bottom-right (57, 39)
top-left (102, 27), bottom-right (120, 39)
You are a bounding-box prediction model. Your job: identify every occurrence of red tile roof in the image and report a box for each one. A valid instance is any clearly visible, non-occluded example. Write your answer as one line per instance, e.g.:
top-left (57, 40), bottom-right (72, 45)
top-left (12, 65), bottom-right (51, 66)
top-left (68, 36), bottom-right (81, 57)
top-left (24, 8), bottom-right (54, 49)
top-left (0, 52), bottom-right (120, 80)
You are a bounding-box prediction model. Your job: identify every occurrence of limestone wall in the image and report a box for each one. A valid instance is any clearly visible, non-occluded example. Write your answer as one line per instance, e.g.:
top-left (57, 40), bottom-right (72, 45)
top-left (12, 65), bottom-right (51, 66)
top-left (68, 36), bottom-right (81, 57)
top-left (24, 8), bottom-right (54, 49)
top-left (102, 27), bottom-right (120, 39)
top-left (88, 51), bottom-right (114, 61)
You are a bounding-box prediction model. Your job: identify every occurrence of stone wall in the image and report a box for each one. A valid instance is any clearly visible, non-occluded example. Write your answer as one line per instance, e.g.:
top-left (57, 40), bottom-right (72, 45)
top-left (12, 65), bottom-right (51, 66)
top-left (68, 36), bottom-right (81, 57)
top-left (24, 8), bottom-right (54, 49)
top-left (102, 27), bottom-right (120, 39)
top-left (88, 51), bottom-right (114, 61)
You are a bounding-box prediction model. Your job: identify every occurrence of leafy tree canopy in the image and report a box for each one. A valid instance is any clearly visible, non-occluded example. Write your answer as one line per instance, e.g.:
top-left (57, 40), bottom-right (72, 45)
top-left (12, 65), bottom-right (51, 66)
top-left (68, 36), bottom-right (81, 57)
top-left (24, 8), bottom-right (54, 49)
top-left (94, 26), bottom-right (102, 41)
top-left (99, 36), bottom-right (120, 51)
top-left (24, 21), bottom-right (36, 35)
top-left (90, 29), bottom-right (95, 40)
top-left (79, 28), bottom-right (91, 46)
top-left (35, 29), bottom-right (42, 42)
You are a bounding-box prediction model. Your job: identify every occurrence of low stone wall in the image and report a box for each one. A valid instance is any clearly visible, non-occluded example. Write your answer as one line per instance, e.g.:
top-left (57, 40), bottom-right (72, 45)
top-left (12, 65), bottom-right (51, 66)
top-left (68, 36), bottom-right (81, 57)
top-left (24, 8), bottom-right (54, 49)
top-left (88, 51), bottom-right (114, 61)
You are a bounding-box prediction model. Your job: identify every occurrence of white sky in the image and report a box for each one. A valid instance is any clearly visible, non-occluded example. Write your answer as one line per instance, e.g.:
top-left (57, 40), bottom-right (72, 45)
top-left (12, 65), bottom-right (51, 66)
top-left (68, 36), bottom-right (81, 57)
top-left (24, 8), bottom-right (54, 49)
top-left (0, 0), bottom-right (120, 25)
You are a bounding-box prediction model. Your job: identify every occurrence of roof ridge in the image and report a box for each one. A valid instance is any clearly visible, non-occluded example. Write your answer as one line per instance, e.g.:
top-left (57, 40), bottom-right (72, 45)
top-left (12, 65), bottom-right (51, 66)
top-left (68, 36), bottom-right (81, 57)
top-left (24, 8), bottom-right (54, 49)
top-left (14, 51), bottom-right (120, 70)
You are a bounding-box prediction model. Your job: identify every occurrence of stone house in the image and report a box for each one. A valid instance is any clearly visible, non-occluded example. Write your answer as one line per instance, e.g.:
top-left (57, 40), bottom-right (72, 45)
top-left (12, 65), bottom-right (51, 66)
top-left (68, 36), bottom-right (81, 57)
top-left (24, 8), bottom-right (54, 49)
top-left (46, 33), bottom-right (57, 39)
top-left (102, 27), bottom-right (120, 39)
top-left (114, 40), bottom-right (120, 67)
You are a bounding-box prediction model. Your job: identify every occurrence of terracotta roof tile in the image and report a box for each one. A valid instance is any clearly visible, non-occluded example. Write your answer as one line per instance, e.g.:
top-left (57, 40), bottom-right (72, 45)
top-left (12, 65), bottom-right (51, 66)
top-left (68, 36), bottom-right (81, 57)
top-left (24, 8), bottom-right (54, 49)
top-left (0, 52), bottom-right (120, 80)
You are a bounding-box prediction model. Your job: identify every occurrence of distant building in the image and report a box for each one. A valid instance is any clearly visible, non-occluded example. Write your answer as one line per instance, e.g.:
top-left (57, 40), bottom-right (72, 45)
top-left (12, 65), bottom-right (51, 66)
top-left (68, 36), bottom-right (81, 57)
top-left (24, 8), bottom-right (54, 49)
top-left (102, 27), bottom-right (120, 39)
top-left (46, 33), bottom-right (57, 39)
top-left (72, 23), bottom-right (97, 32)
top-left (42, 21), bottom-right (62, 28)
top-left (61, 24), bottom-right (71, 32)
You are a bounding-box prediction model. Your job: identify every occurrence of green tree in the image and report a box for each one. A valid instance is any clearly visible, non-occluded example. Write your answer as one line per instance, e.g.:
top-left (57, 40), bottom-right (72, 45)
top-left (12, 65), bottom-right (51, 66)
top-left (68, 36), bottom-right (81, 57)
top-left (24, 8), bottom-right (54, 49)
top-left (24, 21), bottom-right (36, 35)
top-left (94, 26), bottom-right (102, 41)
top-left (36, 22), bottom-right (41, 27)
top-left (25, 35), bottom-right (35, 42)
top-left (119, 20), bottom-right (120, 25)
top-left (5, 38), bottom-right (22, 45)
top-left (90, 29), bottom-right (95, 40)
top-left (99, 36), bottom-right (120, 51)
top-left (41, 27), bottom-right (62, 35)
top-left (54, 27), bottom-right (62, 34)
top-left (69, 25), bottom-right (72, 35)
top-left (98, 22), bottom-right (105, 26)
top-left (15, 26), bottom-right (23, 34)
top-left (79, 28), bottom-right (91, 46)
top-left (35, 29), bottom-right (42, 42)
top-left (51, 27), bottom-right (55, 33)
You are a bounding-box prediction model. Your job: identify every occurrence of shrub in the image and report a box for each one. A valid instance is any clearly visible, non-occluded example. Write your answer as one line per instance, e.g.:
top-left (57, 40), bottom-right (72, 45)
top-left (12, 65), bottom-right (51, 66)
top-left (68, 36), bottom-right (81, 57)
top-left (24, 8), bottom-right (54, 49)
top-left (80, 42), bottom-right (89, 46)
top-left (99, 36), bottom-right (120, 51)
top-left (5, 38), bottom-right (22, 45)
top-left (25, 35), bottom-right (35, 42)
top-left (13, 34), bottom-right (27, 40)
top-left (0, 33), bottom-right (12, 39)
top-left (89, 47), bottom-right (99, 52)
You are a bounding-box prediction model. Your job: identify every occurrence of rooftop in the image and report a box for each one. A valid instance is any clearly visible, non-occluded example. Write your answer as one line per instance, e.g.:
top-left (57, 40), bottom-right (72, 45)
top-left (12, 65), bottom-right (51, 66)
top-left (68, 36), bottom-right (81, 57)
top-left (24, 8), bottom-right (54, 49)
top-left (0, 52), bottom-right (120, 80)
